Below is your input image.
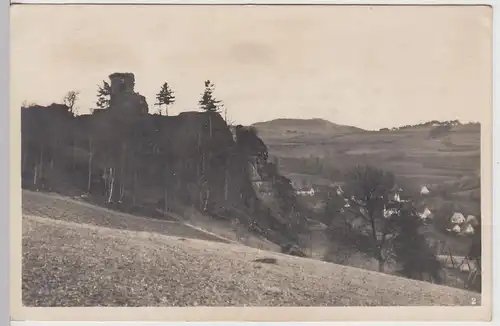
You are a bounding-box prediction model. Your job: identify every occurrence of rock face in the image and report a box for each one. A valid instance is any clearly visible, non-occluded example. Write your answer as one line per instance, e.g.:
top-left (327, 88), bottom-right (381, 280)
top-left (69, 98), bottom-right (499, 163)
top-left (21, 102), bottom-right (305, 246)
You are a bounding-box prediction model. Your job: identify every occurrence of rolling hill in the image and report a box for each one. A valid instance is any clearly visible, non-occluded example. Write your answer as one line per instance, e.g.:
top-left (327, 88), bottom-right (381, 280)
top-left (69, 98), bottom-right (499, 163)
top-left (252, 118), bottom-right (365, 144)
top-left (21, 190), bottom-right (480, 307)
top-left (252, 119), bottom-right (481, 215)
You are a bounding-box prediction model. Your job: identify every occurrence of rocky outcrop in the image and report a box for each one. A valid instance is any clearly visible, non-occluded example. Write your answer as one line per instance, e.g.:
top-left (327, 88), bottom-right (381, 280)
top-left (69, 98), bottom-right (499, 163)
top-left (21, 104), bottom-right (304, 246)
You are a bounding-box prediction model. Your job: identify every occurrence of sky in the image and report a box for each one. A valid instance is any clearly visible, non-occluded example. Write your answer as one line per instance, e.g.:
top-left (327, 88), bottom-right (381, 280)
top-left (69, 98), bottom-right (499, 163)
top-left (11, 5), bottom-right (492, 130)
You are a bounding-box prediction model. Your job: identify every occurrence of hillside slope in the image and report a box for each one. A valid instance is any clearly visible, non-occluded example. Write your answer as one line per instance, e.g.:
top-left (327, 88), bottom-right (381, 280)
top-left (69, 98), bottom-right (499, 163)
top-left (252, 118), bottom-right (365, 144)
top-left (23, 215), bottom-right (479, 307)
top-left (22, 190), bottom-right (280, 252)
top-left (254, 121), bottom-right (479, 186)
top-left (254, 120), bottom-right (480, 216)
top-left (21, 191), bottom-right (479, 307)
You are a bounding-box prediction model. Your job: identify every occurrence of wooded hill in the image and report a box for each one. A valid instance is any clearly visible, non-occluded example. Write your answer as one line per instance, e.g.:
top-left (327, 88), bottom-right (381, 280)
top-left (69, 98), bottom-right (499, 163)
top-left (21, 103), bottom-right (306, 246)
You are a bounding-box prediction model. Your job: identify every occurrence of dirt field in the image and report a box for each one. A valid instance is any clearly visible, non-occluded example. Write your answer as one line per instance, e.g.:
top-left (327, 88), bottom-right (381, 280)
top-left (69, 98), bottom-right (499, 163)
top-left (21, 191), bottom-right (480, 307)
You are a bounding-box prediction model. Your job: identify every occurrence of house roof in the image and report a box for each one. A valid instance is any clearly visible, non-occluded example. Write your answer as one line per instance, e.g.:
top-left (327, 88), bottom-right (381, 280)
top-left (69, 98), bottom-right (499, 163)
top-left (451, 212), bottom-right (465, 219)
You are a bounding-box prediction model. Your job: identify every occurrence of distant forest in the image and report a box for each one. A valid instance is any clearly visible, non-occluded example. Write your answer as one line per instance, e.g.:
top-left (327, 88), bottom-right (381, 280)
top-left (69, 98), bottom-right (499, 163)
top-left (379, 120), bottom-right (479, 132)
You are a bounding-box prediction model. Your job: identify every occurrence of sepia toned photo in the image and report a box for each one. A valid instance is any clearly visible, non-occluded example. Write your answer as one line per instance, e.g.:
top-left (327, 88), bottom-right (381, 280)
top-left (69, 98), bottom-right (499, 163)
top-left (10, 3), bottom-right (493, 322)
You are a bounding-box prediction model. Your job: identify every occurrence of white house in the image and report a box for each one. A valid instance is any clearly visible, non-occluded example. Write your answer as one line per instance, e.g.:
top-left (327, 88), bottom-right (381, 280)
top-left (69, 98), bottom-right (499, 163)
top-left (466, 215), bottom-right (479, 227)
top-left (450, 212), bottom-right (466, 224)
top-left (463, 224), bottom-right (475, 235)
top-left (296, 188), bottom-right (315, 196)
top-left (419, 207), bottom-right (433, 220)
top-left (383, 207), bottom-right (399, 219)
top-left (420, 186), bottom-right (430, 195)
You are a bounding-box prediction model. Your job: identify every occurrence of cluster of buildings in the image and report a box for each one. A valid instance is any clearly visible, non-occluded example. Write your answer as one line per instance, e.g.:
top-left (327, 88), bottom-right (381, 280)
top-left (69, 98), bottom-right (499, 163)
top-left (446, 212), bottom-right (478, 236)
top-left (291, 174), bottom-right (479, 239)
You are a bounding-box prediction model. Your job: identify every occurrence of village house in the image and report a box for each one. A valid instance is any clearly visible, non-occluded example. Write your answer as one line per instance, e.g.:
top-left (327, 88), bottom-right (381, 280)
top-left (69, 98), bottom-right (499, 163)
top-left (383, 206), bottom-right (399, 219)
top-left (388, 185), bottom-right (403, 202)
top-left (388, 185), bottom-right (412, 203)
top-left (466, 215), bottom-right (479, 227)
top-left (296, 188), bottom-right (315, 196)
top-left (419, 207), bottom-right (433, 220)
top-left (420, 185), bottom-right (430, 195)
top-left (463, 224), bottom-right (475, 235)
top-left (450, 212), bottom-right (466, 224)
top-left (446, 212), bottom-right (477, 236)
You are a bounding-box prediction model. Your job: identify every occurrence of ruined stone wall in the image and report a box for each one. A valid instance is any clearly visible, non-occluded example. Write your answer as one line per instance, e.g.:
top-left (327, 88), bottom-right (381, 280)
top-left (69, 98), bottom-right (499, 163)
top-left (109, 73), bottom-right (148, 114)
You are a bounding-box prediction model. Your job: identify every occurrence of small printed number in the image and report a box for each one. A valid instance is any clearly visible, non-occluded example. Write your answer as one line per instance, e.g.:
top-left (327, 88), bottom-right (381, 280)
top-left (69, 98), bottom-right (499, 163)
top-left (471, 298), bottom-right (477, 305)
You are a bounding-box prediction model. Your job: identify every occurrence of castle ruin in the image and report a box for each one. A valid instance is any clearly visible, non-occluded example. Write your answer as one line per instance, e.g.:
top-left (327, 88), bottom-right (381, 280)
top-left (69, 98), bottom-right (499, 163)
top-left (108, 72), bottom-right (149, 114)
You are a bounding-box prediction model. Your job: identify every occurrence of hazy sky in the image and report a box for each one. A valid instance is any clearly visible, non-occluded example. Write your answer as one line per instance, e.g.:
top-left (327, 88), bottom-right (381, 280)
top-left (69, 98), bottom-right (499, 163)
top-left (11, 5), bottom-right (492, 130)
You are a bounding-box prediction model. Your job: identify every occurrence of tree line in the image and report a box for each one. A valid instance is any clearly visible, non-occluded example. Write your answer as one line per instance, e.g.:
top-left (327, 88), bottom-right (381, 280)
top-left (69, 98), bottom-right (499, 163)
top-left (91, 78), bottom-right (223, 116)
top-left (379, 119), bottom-right (478, 132)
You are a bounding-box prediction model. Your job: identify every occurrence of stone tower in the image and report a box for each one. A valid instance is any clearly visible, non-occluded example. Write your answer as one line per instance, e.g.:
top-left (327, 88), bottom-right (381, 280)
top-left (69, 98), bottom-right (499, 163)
top-left (109, 72), bottom-right (135, 95)
top-left (108, 72), bottom-right (148, 114)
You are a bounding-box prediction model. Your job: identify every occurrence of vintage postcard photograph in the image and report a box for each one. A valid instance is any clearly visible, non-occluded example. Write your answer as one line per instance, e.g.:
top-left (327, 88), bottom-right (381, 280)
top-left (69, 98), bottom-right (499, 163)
top-left (10, 3), bottom-right (493, 322)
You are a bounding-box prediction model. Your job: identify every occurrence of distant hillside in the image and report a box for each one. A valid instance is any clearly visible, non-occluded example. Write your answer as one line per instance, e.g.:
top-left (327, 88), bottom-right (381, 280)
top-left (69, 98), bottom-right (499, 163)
top-left (253, 118), bottom-right (364, 131)
top-left (251, 118), bottom-right (365, 144)
top-left (252, 119), bottom-right (480, 214)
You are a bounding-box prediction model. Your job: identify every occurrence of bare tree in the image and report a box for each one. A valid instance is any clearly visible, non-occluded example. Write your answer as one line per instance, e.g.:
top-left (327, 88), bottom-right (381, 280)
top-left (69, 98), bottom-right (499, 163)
top-left (333, 165), bottom-right (399, 272)
top-left (63, 91), bottom-right (80, 115)
top-left (87, 137), bottom-right (93, 194)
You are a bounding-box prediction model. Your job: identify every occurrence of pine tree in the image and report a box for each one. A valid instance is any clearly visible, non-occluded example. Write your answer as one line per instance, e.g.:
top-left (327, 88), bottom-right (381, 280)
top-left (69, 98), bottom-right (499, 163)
top-left (155, 82), bottom-right (176, 116)
top-left (96, 81), bottom-right (111, 109)
top-left (198, 80), bottom-right (221, 112)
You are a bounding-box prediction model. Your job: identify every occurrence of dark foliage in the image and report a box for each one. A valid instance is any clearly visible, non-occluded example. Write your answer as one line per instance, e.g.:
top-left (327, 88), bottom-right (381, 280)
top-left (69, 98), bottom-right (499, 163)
top-left (199, 80), bottom-right (222, 113)
top-left (392, 205), bottom-right (443, 284)
top-left (328, 165), bottom-right (399, 272)
top-left (96, 81), bottom-right (111, 109)
top-left (155, 82), bottom-right (176, 116)
top-left (466, 219), bottom-right (481, 292)
top-left (21, 96), bottom-right (307, 247)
